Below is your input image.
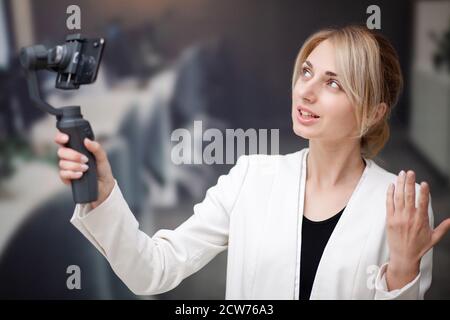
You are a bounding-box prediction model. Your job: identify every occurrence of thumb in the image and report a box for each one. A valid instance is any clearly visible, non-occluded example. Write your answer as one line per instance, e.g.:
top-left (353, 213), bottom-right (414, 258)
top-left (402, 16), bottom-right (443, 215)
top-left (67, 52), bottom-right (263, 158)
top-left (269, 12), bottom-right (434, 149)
top-left (431, 218), bottom-right (450, 248)
top-left (84, 138), bottom-right (107, 163)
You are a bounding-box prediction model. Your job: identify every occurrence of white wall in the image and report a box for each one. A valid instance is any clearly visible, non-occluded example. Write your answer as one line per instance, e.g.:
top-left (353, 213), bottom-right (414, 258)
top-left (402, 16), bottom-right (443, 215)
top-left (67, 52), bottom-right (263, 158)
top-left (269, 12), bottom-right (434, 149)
top-left (0, 0), bottom-right (9, 69)
top-left (410, 0), bottom-right (450, 178)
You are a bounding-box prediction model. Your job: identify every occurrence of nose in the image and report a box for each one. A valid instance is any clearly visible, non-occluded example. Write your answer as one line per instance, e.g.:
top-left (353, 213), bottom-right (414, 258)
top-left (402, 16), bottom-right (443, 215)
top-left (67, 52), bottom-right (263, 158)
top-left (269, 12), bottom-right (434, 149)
top-left (293, 77), bottom-right (317, 104)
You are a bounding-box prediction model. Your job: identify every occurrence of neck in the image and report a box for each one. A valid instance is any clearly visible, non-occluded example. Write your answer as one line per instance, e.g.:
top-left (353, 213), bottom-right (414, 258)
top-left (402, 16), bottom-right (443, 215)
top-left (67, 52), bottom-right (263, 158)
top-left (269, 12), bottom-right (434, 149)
top-left (306, 139), bottom-right (366, 188)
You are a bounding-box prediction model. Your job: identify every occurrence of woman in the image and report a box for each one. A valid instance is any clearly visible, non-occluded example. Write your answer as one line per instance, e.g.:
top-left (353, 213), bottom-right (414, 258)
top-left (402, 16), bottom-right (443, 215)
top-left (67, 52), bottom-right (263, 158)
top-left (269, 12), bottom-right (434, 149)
top-left (54, 25), bottom-right (450, 299)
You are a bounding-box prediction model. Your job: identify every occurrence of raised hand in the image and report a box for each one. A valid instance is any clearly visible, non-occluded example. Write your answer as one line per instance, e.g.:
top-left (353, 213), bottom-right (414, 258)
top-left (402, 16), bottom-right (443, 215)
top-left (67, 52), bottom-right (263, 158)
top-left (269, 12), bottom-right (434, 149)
top-left (385, 170), bottom-right (450, 290)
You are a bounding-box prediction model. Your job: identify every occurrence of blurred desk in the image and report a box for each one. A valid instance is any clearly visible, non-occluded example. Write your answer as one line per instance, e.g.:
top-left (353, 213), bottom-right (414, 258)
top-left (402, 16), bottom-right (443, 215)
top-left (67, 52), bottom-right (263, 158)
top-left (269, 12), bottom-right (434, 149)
top-left (0, 160), bottom-right (63, 255)
top-left (29, 68), bottom-right (176, 155)
top-left (30, 76), bottom-right (151, 154)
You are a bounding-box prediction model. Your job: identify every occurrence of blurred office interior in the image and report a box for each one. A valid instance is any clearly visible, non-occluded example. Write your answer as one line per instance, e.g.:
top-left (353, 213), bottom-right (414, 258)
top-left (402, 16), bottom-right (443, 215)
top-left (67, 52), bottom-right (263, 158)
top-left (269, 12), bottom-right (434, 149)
top-left (0, 0), bottom-right (449, 299)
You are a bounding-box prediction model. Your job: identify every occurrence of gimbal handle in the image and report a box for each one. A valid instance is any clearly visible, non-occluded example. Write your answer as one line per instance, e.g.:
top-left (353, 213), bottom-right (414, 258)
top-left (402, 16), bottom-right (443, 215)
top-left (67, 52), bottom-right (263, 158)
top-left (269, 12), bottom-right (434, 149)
top-left (25, 69), bottom-right (98, 203)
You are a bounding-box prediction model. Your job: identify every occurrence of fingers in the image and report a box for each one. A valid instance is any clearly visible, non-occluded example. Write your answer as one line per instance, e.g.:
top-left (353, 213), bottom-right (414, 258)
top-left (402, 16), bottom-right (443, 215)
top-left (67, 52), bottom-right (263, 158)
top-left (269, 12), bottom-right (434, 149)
top-left (386, 183), bottom-right (395, 217)
top-left (394, 170), bottom-right (406, 211)
top-left (54, 130), bottom-right (69, 146)
top-left (55, 131), bottom-right (106, 164)
top-left (58, 160), bottom-right (88, 184)
top-left (60, 178), bottom-right (71, 185)
top-left (394, 170), bottom-right (427, 215)
top-left (58, 147), bottom-right (89, 163)
top-left (418, 181), bottom-right (430, 218)
top-left (59, 159), bottom-right (89, 173)
top-left (431, 218), bottom-right (450, 248)
top-left (404, 170), bottom-right (416, 211)
top-left (55, 131), bottom-right (99, 185)
top-left (84, 138), bottom-right (107, 163)
top-left (60, 170), bottom-right (83, 181)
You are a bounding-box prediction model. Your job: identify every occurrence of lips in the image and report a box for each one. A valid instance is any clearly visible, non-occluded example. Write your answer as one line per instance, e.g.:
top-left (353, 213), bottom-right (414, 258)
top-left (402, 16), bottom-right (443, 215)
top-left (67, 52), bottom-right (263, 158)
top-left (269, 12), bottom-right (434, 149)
top-left (297, 106), bottom-right (320, 118)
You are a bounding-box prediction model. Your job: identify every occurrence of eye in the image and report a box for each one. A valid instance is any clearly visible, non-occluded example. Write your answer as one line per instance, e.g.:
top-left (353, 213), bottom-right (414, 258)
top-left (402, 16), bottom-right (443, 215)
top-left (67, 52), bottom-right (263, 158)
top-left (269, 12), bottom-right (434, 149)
top-left (302, 67), bottom-right (312, 79)
top-left (327, 79), bottom-right (341, 90)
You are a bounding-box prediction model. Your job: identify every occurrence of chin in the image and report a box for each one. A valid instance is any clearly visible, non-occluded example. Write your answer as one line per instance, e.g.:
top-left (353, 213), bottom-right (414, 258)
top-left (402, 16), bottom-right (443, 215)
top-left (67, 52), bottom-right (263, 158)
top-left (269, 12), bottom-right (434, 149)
top-left (292, 123), bottom-right (314, 140)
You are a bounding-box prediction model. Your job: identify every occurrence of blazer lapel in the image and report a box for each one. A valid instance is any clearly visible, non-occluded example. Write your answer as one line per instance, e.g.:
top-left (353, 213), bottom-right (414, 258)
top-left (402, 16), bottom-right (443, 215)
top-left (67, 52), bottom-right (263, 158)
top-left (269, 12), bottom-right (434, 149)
top-left (251, 150), bottom-right (304, 299)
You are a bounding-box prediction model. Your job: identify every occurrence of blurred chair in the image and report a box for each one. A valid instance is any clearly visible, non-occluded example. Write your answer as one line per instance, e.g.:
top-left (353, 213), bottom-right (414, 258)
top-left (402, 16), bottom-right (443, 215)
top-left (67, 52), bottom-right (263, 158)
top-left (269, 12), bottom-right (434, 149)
top-left (110, 114), bottom-right (145, 214)
top-left (126, 69), bottom-right (180, 209)
top-left (167, 41), bottom-right (235, 201)
top-left (0, 189), bottom-right (137, 299)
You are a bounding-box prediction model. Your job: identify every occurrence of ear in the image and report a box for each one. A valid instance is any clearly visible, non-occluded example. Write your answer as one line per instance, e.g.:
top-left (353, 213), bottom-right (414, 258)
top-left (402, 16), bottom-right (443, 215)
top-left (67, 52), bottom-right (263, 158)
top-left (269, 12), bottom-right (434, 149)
top-left (371, 102), bottom-right (388, 126)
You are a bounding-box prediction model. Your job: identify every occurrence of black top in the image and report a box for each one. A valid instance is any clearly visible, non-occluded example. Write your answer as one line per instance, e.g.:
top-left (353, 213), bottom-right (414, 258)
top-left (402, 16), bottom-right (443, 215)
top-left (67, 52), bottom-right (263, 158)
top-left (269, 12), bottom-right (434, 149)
top-left (299, 207), bottom-right (345, 300)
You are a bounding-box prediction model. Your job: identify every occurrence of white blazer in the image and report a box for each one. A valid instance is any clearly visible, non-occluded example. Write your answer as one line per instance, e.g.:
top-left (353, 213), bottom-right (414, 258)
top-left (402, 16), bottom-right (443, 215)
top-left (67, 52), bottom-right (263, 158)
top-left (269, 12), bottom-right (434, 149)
top-left (70, 148), bottom-right (434, 299)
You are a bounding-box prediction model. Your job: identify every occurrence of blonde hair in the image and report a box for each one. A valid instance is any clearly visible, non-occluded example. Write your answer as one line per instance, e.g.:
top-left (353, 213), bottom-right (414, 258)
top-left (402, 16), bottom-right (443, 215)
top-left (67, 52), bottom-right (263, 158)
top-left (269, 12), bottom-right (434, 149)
top-left (292, 25), bottom-right (403, 159)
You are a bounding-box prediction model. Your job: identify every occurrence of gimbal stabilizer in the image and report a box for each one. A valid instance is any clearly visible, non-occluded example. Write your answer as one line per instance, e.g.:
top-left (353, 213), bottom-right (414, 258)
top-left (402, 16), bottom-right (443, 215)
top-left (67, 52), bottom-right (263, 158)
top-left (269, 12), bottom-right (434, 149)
top-left (20, 34), bottom-right (106, 203)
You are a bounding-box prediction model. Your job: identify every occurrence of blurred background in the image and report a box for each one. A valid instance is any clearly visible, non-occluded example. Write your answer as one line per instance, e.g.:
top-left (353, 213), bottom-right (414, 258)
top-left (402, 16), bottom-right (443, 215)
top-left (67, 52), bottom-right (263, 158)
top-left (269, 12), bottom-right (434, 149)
top-left (0, 0), bottom-right (449, 299)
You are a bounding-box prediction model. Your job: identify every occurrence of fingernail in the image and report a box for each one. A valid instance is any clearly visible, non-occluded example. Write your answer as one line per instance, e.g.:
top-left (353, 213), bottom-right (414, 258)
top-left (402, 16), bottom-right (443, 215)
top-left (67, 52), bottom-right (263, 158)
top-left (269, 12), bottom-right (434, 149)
top-left (81, 164), bottom-right (89, 171)
top-left (399, 170), bottom-right (405, 177)
top-left (76, 171), bottom-right (83, 177)
top-left (81, 155), bottom-right (89, 163)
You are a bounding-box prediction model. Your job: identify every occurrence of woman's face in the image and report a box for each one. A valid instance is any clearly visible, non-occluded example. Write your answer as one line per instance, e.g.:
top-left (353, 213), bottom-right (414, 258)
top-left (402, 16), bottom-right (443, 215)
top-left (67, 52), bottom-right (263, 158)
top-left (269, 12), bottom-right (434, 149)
top-left (292, 39), bottom-right (359, 143)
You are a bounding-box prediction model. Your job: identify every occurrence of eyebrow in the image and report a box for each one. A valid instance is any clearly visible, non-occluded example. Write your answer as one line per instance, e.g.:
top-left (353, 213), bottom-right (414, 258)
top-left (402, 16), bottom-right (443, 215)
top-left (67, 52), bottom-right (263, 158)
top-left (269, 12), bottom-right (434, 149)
top-left (304, 60), bottom-right (338, 77)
